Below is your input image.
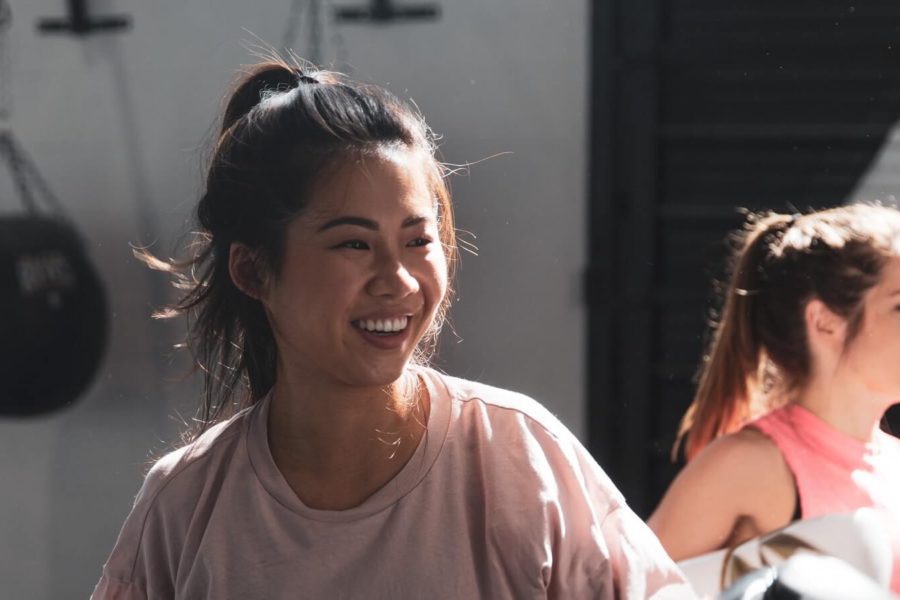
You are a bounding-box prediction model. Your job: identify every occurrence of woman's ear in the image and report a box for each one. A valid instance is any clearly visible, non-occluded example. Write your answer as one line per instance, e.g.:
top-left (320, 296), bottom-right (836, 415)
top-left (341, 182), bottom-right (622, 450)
top-left (229, 242), bottom-right (266, 300)
top-left (804, 299), bottom-right (847, 354)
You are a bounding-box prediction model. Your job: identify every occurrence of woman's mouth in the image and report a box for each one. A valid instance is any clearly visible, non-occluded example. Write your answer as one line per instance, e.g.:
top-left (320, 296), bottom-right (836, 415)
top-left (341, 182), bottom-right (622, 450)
top-left (353, 316), bottom-right (410, 336)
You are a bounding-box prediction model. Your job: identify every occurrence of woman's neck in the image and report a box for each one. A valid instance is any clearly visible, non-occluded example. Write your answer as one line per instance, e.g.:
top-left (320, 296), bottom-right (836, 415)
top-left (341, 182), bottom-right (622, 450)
top-left (266, 368), bottom-right (429, 510)
top-left (794, 374), bottom-right (887, 444)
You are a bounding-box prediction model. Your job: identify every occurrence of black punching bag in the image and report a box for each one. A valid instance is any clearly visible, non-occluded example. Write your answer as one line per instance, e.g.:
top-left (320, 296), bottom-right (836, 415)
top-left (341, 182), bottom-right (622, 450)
top-left (0, 215), bottom-right (107, 415)
top-left (0, 2), bottom-right (108, 415)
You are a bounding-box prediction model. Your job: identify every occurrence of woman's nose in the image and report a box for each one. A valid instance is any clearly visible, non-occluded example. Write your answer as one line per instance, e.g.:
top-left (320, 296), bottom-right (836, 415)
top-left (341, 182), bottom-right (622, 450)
top-left (368, 253), bottom-right (419, 298)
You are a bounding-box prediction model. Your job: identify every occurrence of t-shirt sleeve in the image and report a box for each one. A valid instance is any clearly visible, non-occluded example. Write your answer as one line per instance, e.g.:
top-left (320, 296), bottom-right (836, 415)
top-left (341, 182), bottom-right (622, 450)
top-left (535, 421), bottom-right (694, 599)
top-left (599, 503), bottom-right (696, 599)
top-left (91, 575), bottom-right (148, 600)
top-left (90, 455), bottom-right (185, 600)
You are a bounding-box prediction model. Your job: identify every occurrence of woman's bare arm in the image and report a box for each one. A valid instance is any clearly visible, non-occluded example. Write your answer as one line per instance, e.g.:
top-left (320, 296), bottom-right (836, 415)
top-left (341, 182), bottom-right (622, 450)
top-left (648, 428), bottom-right (796, 561)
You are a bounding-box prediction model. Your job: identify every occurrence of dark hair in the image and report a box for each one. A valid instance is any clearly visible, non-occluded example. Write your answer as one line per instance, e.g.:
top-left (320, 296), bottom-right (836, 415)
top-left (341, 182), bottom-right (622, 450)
top-left (676, 204), bottom-right (900, 461)
top-left (145, 59), bottom-right (457, 437)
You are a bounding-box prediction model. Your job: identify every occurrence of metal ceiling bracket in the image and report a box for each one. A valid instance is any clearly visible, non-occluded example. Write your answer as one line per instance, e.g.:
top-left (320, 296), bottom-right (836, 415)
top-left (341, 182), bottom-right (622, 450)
top-left (336, 0), bottom-right (439, 24)
top-left (37, 0), bottom-right (130, 36)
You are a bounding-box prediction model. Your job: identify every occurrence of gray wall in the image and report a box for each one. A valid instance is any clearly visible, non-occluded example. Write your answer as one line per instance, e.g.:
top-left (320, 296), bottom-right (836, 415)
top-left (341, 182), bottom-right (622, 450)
top-left (851, 122), bottom-right (900, 207)
top-left (0, 1), bottom-right (587, 596)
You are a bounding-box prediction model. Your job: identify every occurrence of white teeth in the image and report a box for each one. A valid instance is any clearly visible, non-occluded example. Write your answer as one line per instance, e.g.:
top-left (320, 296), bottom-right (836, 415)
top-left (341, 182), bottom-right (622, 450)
top-left (356, 316), bottom-right (409, 333)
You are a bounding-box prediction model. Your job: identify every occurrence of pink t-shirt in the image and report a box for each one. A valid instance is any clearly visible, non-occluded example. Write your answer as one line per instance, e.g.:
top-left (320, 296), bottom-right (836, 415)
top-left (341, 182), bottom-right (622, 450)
top-left (92, 368), bottom-right (691, 599)
top-left (750, 404), bottom-right (900, 592)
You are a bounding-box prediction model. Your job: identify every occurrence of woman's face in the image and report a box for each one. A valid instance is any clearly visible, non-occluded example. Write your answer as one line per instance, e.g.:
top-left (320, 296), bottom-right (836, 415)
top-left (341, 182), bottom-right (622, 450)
top-left (840, 256), bottom-right (900, 401)
top-left (259, 148), bottom-right (448, 389)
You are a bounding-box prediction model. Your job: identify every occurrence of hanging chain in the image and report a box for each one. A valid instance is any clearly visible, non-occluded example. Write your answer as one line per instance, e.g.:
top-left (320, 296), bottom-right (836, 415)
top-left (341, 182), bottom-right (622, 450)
top-left (6, 132), bottom-right (68, 217)
top-left (0, 0), bottom-right (68, 219)
top-left (281, 0), bottom-right (325, 66)
top-left (280, 0), bottom-right (306, 53)
top-left (0, 0), bottom-right (12, 122)
top-left (331, 10), bottom-right (348, 69)
top-left (0, 133), bottom-right (38, 213)
top-left (308, 0), bottom-right (321, 66)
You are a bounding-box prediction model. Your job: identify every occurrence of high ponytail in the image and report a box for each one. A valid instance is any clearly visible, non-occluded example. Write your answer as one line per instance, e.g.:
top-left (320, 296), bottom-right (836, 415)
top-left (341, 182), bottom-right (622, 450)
top-left (221, 62), bottom-right (306, 132)
top-left (675, 214), bottom-right (793, 461)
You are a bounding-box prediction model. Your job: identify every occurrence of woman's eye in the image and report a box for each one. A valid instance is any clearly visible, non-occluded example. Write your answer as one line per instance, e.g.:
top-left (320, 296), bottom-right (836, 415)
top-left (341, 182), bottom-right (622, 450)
top-left (408, 237), bottom-right (432, 248)
top-left (337, 240), bottom-right (369, 250)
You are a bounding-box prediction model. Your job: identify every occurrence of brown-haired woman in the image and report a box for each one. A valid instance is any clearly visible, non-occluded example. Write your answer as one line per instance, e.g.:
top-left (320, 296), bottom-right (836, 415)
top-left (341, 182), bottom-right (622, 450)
top-left (91, 60), bottom-right (689, 599)
top-left (648, 205), bottom-right (900, 592)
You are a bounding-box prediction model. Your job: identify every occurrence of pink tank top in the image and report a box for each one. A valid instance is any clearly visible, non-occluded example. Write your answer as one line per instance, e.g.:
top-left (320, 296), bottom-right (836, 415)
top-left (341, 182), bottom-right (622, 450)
top-left (749, 404), bottom-right (900, 592)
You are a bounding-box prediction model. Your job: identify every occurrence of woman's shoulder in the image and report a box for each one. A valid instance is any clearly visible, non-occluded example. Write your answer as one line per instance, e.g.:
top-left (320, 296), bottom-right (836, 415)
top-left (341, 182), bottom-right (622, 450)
top-left (648, 427), bottom-right (795, 553)
top-left (133, 404), bottom-right (256, 518)
top-left (422, 367), bottom-right (625, 502)
top-left (416, 368), bottom-right (689, 597)
top-left (680, 427), bottom-right (793, 517)
top-left (99, 404), bottom-right (258, 587)
top-left (423, 367), bottom-right (572, 441)
top-left (696, 426), bottom-right (786, 475)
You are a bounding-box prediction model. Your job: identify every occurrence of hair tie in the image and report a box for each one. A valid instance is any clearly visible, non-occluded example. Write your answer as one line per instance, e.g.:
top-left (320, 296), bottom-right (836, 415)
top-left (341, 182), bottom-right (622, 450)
top-left (297, 71), bottom-right (319, 85)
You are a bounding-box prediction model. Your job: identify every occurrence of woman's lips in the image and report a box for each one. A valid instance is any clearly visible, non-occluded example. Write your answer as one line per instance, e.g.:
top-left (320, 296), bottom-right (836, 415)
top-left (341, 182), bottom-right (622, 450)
top-left (352, 315), bottom-right (413, 350)
top-left (352, 315), bottom-right (410, 334)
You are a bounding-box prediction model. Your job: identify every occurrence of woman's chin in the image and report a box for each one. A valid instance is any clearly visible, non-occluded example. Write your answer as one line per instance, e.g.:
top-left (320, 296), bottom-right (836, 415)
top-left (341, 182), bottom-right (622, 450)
top-left (344, 360), bottom-right (412, 389)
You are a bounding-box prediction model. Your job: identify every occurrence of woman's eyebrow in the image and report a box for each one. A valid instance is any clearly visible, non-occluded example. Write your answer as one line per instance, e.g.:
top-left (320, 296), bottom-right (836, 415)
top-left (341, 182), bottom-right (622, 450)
top-left (317, 215), bottom-right (430, 232)
top-left (317, 216), bottom-right (378, 232)
top-left (403, 215), bottom-right (429, 228)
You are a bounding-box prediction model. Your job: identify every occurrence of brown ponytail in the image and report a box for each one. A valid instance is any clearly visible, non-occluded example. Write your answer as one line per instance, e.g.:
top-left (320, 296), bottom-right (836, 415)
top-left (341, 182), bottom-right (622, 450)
top-left (675, 205), bottom-right (900, 461)
top-left (675, 214), bottom-right (793, 461)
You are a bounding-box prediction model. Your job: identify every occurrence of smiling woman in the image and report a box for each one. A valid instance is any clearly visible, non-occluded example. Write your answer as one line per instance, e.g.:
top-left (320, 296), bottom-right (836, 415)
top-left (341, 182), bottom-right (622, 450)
top-left (90, 58), bottom-right (691, 599)
top-left (231, 151), bottom-right (449, 398)
top-left (649, 205), bottom-right (900, 594)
